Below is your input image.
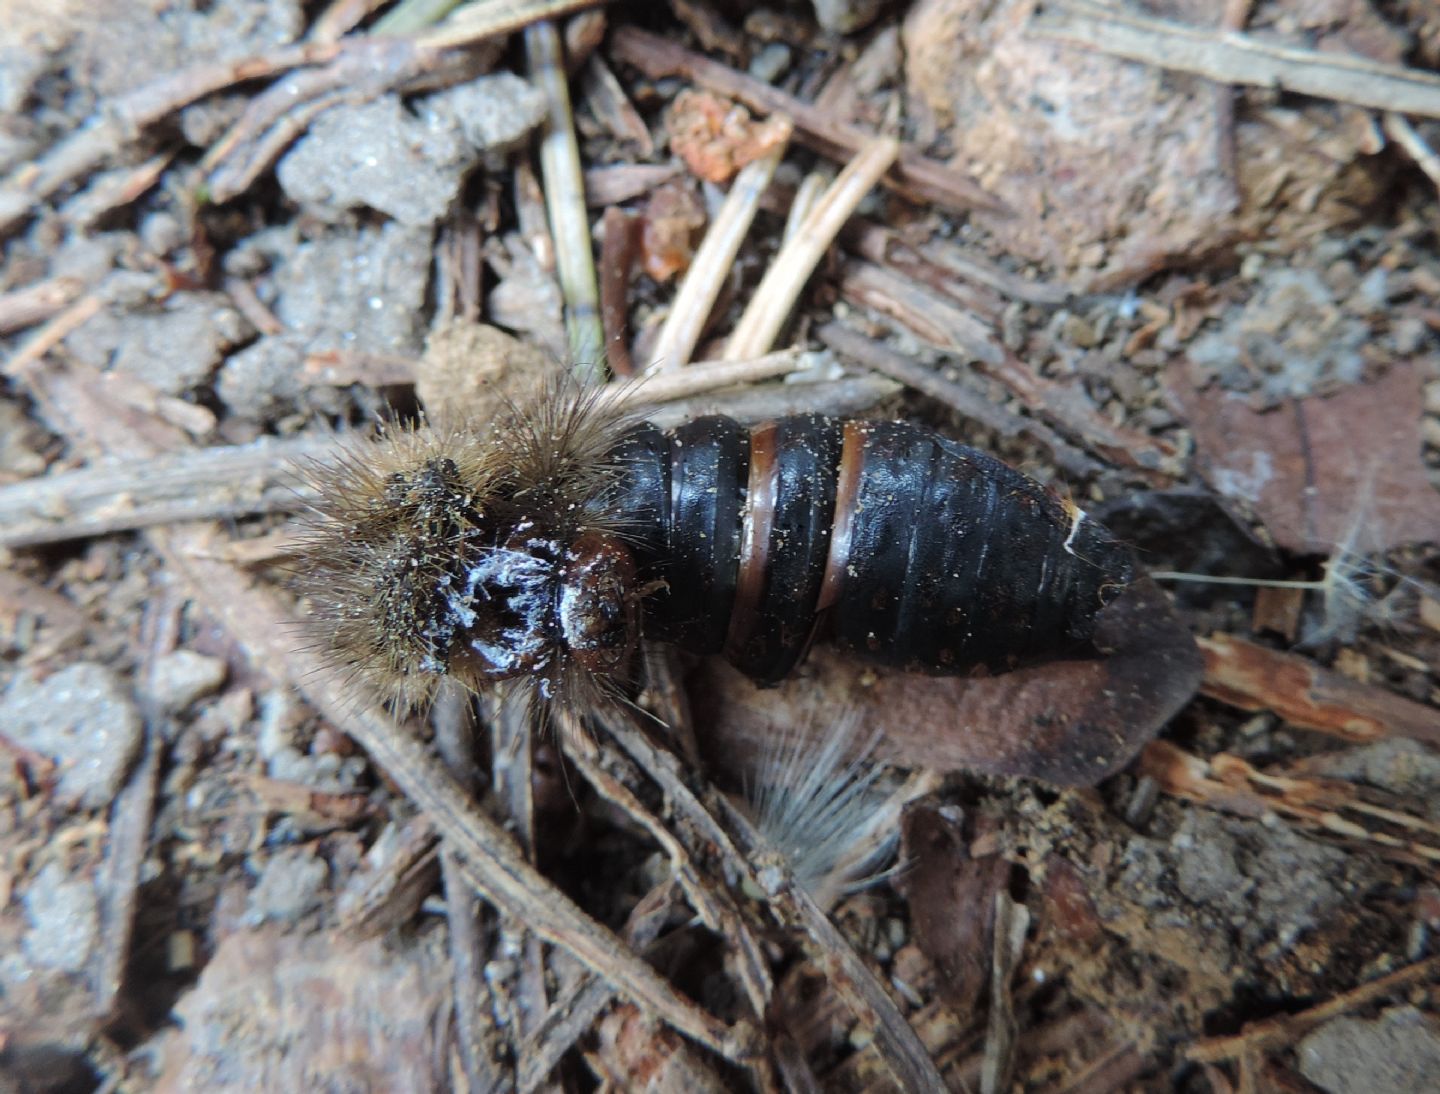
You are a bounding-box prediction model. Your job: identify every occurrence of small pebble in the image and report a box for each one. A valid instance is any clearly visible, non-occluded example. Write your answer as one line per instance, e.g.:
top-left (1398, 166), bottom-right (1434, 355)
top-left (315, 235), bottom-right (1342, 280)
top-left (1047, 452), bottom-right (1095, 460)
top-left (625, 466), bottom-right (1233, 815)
top-left (2, 663), bottom-right (143, 809)
top-left (22, 862), bottom-right (99, 975)
top-left (1298, 1006), bottom-right (1440, 1094)
top-left (244, 847), bottom-right (329, 927)
top-left (149, 649), bottom-right (228, 713)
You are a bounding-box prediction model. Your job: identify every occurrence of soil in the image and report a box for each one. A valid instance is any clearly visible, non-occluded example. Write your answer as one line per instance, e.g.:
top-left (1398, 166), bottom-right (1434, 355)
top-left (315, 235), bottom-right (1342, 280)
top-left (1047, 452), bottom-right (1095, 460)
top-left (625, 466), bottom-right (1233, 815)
top-left (1, 1), bottom-right (1438, 1092)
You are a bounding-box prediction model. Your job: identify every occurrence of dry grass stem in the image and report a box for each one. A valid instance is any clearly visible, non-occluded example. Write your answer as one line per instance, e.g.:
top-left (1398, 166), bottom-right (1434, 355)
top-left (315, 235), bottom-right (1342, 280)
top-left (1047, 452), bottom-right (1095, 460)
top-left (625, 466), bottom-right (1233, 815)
top-left (635, 373), bottom-right (898, 429)
top-left (783, 171), bottom-right (830, 244)
top-left (526, 20), bottom-right (605, 377)
top-left (621, 349), bottom-right (809, 404)
top-left (650, 140), bottom-right (791, 371)
top-left (372, 0), bottom-right (464, 35)
top-left (1034, 0), bottom-right (1440, 118)
top-left (309, 0), bottom-right (386, 43)
top-left (725, 137), bottom-right (899, 360)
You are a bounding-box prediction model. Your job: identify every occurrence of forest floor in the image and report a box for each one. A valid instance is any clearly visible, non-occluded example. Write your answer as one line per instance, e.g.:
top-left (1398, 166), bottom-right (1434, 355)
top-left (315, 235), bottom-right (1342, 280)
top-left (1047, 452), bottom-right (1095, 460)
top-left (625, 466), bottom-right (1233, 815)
top-left (1, 1), bottom-right (1439, 1091)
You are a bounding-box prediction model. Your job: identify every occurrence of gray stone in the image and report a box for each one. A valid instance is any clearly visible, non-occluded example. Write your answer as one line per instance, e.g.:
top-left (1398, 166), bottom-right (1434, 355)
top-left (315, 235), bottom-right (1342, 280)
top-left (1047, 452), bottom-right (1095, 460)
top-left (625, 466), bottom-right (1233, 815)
top-left (811, 0), bottom-right (886, 33)
top-left (277, 95), bottom-right (471, 226)
top-left (64, 293), bottom-right (251, 395)
top-left (1299, 1006), bottom-right (1440, 1094)
top-left (2, 663), bottom-right (143, 810)
top-left (216, 333), bottom-right (307, 421)
top-left (272, 222), bottom-right (431, 355)
top-left (21, 862), bottom-right (99, 975)
top-left (421, 72), bottom-right (547, 154)
top-left (277, 76), bottom-right (545, 227)
top-left (244, 847), bottom-right (328, 926)
top-left (149, 650), bottom-right (228, 713)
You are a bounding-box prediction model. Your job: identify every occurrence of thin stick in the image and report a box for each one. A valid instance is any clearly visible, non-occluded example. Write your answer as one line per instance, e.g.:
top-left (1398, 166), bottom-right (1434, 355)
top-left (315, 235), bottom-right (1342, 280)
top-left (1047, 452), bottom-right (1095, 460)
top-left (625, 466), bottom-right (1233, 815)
top-left (416, 0), bottom-right (606, 51)
top-left (620, 350), bottom-right (809, 404)
top-left (3, 294), bottom-right (104, 378)
top-left (814, 322), bottom-right (1099, 479)
top-left (0, 276), bottom-right (84, 336)
top-left (725, 137), bottom-right (899, 361)
top-left (430, 685), bottom-right (501, 1090)
top-left (527, 20), bottom-right (605, 380)
top-left (1384, 112), bottom-right (1440, 194)
top-left (1185, 955), bottom-right (1440, 1062)
top-left (92, 590), bottom-right (175, 1019)
top-left (373, 0), bottom-right (464, 35)
top-left (0, 433), bottom-right (332, 549)
top-left (650, 139), bottom-right (790, 371)
top-left (1032, 0), bottom-right (1440, 119)
top-left (0, 40), bottom-right (342, 236)
top-left (599, 208), bottom-right (640, 376)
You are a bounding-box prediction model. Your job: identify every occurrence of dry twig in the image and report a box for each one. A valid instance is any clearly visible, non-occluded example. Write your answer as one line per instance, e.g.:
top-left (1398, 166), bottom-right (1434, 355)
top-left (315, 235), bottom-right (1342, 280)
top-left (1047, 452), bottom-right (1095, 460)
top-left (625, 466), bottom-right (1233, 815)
top-left (0, 276), bottom-right (85, 336)
top-left (1198, 634), bottom-right (1440, 747)
top-left (1185, 955), bottom-right (1440, 1063)
top-left (815, 322), bottom-right (1099, 480)
top-left (1032, 0), bottom-right (1440, 118)
top-left (0, 40), bottom-right (342, 236)
top-left (610, 27), bottom-right (1004, 215)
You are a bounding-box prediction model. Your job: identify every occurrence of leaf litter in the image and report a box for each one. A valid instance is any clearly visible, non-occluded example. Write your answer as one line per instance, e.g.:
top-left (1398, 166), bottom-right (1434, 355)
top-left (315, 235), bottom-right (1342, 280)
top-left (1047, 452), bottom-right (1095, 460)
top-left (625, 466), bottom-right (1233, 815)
top-left (0, 0), bottom-right (1437, 1091)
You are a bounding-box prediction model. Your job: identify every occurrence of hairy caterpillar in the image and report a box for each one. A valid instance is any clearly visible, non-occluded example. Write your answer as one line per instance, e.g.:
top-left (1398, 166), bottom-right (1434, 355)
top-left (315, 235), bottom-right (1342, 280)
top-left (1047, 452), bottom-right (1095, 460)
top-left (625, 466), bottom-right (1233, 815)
top-left (294, 385), bottom-right (1135, 710)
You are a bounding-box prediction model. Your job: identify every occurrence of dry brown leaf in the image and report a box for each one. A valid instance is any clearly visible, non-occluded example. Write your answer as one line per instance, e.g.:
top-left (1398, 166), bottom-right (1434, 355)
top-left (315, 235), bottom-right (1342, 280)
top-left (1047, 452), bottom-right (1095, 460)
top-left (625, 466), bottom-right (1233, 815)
top-left (897, 807), bottom-right (1007, 1019)
top-left (693, 577), bottom-right (1202, 787)
top-left (1172, 364), bottom-right (1440, 554)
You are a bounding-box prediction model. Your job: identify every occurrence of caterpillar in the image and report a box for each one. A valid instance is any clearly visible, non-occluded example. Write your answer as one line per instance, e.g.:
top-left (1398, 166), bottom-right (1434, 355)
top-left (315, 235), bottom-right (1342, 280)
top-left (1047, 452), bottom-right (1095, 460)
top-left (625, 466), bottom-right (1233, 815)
top-left (294, 385), bottom-right (1135, 710)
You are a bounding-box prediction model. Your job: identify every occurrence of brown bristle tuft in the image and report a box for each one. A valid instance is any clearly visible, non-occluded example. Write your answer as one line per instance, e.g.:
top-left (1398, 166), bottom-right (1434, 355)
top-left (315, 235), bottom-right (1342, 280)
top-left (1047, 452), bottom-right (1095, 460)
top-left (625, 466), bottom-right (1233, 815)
top-left (289, 381), bottom-right (636, 713)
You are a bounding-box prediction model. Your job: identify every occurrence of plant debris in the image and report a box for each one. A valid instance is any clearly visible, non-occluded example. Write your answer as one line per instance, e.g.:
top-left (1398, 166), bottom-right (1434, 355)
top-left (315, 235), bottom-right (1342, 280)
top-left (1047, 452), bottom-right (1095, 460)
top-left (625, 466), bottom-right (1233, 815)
top-left (0, 1), bottom-right (1437, 1091)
